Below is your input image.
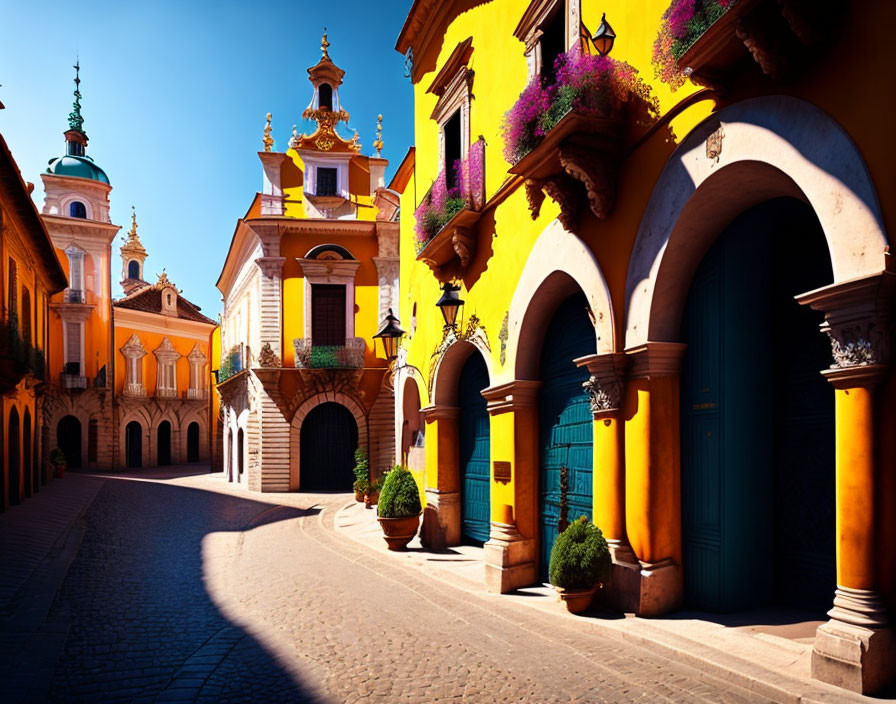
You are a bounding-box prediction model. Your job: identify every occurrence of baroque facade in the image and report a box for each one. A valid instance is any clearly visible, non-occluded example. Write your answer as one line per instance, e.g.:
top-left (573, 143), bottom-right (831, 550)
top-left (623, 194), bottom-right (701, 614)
top-left (0, 131), bottom-right (68, 511)
top-left (215, 35), bottom-right (400, 492)
top-left (393, 0), bottom-right (896, 695)
top-left (40, 68), bottom-right (217, 470)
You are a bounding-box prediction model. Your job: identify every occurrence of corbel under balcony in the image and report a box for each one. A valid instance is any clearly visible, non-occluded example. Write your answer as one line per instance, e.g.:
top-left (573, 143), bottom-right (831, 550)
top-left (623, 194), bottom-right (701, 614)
top-left (415, 208), bottom-right (482, 282)
top-left (508, 112), bottom-right (623, 232)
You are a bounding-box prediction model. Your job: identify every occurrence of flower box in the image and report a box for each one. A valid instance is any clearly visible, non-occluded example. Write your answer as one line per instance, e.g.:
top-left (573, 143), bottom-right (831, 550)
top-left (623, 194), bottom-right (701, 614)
top-left (502, 48), bottom-right (654, 230)
top-left (414, 138), bottom-right (485, 280)
top-left (676, 0), bottom-right (760, 87)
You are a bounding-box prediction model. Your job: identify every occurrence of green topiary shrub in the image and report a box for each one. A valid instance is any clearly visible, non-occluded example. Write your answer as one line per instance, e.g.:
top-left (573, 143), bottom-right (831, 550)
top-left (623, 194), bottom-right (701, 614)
top-left (49, 447), bottom-right (67, 466)
top-left (548, 516), bottom-right (611, 591)
top-left (353, 477), bottom-right (370, 494)
top-left (377, 465), bottom-right (421, 518)
top-left (352, 448), bottom-right (369, 484)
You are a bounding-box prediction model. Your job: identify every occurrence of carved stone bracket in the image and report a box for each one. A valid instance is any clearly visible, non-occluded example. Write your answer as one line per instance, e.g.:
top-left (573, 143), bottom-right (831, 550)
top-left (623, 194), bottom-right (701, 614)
top-left (559, 145), bottom-right (618, 222)
top-left (257, 341), bottom-right (282, 369)
top-left (450, 225), bottom-right (475, 269)
top-left (255, 256), bottom-right (286, 279)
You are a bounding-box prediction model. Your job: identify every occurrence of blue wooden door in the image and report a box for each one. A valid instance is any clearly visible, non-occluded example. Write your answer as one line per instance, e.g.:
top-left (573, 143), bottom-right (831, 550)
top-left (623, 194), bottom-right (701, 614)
top-left (539, 293), bottom-right (595, 580)
top-left (459, 352), bottom-right (491, 543)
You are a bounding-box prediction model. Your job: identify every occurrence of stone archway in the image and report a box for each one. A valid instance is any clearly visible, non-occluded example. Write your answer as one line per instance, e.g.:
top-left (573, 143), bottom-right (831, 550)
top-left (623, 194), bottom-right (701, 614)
top-left (289, 392), bottom-right (368, 492)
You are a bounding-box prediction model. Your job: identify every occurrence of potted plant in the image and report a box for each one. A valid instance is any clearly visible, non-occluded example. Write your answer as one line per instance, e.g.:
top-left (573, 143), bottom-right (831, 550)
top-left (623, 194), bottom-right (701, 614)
top-left (352, 448), bottom-right (369, 503)
top-left (376, 465), bottom-right (422, 550)
top-left (548, 515), bottom-right (611, 614)
top-left (49, 447), bottom-right (67, 479)
top-left (365, 475), bottom-right (383, 509)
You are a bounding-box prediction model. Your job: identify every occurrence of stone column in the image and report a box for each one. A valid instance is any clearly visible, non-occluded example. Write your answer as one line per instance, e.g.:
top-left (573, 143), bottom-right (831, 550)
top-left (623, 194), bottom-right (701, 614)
top-left (576, 352), bottom-right (640, 611)
top-left (481, 380), bottom-right (541, 594)
top-left (251, 369), bottom-right (291, 493)
top-left (623, 341), bottom-right (687, 616)
top-left (798, 270), bottom-right (896, 695)
top-left (373, 256), bottom-right (399, 321)
top-left (255, 256), bottom-right (286, 361)
top-left (419, 404), bottom-right (460, 550)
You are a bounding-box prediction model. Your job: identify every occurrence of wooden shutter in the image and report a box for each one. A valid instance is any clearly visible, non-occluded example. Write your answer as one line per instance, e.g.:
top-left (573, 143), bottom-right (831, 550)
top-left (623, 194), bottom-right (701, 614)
top-left (311, 284), bottom-right (346, 347)
top-left (66, 323), bottom-right (81, 365)
top-left (21, 288), bottom-right (31, 343)
top-left (316, 167), bottom-right (338, 196)
top-left (7, 259), bottom-right (17, 316)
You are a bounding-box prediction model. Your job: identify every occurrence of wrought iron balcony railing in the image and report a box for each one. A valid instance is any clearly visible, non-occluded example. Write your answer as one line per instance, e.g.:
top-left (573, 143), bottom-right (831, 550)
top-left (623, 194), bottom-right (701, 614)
top-left (294, 337), bottom-right (365, 369)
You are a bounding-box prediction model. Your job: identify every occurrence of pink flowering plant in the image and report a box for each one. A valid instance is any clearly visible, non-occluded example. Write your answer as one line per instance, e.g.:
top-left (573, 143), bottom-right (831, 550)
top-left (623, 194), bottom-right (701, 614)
top-left (414, 138), bottom-right (486, 254)
top-left (501, 47), bottom-right (656, 164)
top-left (653, 0), bottom-right (737, 89)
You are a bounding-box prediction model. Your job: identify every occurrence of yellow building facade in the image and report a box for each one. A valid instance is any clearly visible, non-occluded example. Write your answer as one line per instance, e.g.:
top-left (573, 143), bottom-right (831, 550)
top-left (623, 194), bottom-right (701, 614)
top-left (215, 36), bottom-right (399, 491)
top-left (0, 133), bottom-right (68, 511)
top-left (393, 0), bottom-right (896, 694)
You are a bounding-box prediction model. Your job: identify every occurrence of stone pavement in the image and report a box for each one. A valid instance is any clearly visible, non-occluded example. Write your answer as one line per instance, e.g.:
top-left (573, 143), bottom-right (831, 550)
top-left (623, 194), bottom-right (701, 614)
top-left (0, 468), bottom-right (880, 703)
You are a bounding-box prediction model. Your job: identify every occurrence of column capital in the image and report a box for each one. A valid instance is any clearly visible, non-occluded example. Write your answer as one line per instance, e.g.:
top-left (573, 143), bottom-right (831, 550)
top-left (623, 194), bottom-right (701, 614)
top-left (575, 352), bottom-right (627, 417)
top-left (797, 267), bottom-right (896, 388)
top-left (255, 256), bottom-right (286, 279)
top-left (420, 404), bottom-right (460, 423)
top-left (481, 380), bottom-right (542, 415)
top-left (624, 342), bottom-right (687, 379)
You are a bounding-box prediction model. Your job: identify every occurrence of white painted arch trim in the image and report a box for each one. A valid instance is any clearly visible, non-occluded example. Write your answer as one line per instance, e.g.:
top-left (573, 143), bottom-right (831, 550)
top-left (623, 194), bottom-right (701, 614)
top-left (625, 95), bottom-right (888, 348)
top-left (504, 218), bottom-right (614, 382)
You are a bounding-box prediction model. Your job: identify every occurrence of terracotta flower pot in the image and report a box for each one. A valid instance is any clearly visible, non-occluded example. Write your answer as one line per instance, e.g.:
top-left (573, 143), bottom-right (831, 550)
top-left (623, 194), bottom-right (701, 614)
top-left (354, 489), bottom-right (364, 503)
top-left (377, 514), bottom-right (421, 550)
top-left (554, 584), bottom-right (598, 614)
top-left (365, 490), bottom-right (379, 509)
top-left (54, 463), bottom-right (66, 479)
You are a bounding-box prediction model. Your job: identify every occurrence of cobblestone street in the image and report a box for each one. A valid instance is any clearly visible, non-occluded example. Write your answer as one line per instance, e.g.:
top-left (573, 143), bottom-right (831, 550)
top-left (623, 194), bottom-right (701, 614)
top-left (3, 470), bottom-right (797, 702)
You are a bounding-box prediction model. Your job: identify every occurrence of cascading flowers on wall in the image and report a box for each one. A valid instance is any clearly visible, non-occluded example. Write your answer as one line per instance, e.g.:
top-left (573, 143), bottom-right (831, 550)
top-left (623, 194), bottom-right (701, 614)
top-left (413, 137), bottom-right (485, 254)
top-left (501, 46), bottom-right (656, 165)
top-left (652, 0), bottom-right (738, 89)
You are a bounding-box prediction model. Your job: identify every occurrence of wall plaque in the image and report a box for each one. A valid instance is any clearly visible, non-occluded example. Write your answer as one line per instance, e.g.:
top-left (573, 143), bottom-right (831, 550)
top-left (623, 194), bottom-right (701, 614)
top-left (493, 461), bottom-right (512, 484)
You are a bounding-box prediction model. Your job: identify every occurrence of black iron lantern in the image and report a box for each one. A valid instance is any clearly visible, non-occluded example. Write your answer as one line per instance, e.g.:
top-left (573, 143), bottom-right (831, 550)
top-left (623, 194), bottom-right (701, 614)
top-left (592, 13), bottom-right (616, 56)
top-left (373, 308), bottom-right (405, 360)
top-left (436, 282), bottom-right (464, 328)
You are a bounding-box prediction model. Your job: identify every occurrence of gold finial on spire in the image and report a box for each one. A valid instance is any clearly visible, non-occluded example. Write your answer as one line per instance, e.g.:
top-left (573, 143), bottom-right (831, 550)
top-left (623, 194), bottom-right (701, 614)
top-left (157, 268), bottom-right (171, 286)
top-left (289, 123), bottom-right (298, 149)
top-left (321, 28), bottom-right (330, 59)
top-left (373, 114), bottom-right (384, 158)
top-left (129, 205), bottom-right (138, 235)
top-left (350, 129), bottom-right (361, 152)
top-left (263, 112), bottom-right (274, 152)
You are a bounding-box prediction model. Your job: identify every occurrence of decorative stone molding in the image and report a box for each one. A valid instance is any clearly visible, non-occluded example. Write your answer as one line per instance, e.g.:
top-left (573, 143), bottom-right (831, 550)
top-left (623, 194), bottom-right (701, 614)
top-left (254, 256), bottom-right (286, 279)
top-left (481, 380), bottom-right (542, 416)
top-left (257, 341), bottom-right (281, 369)
top-left (575, 353), bottom-right (627, 416)
top-left (625, 342), bottom-right (687, 379)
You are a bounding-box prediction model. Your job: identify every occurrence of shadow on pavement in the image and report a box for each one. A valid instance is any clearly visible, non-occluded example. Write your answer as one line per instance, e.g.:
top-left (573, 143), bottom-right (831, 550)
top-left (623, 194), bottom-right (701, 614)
top-left (38, 472), bottom-right (322, 703)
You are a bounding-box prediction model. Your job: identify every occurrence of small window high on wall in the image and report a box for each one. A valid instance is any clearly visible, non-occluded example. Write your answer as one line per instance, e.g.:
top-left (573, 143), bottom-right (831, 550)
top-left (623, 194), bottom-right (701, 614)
top-left (128, 260), bottom-right (140, 279)
top-left (444, 110), bottom-right (462, 190)
top-left (69, 201), bottom-right (87, 219)
top-left (317, 167), bottom-right (338, 196)
top-left (311, 284), bottom-right (346, 347)
top-left (319, 83), bottom-right (333, 110)
top-left (540, 8), bottom-right (566, 84)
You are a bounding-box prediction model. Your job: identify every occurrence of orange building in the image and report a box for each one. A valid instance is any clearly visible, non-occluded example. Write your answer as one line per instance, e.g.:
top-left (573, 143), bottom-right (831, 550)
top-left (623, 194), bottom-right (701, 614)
top-left (0, 132), bottom-right (68, 511)
top-left (40, 66), bottom-right (216, 469)
top-left (215, 34), bottom-right (401, 491)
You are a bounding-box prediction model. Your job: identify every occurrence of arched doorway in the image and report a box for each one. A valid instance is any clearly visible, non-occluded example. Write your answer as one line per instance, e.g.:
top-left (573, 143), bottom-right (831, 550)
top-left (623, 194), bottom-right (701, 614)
top-left (538, 292), bottom-right (595, 579)
top-left (8, 407), bottom-right (21, 505)
top-left (187, 422), bottom-right (200, 463)
top-left (57, 415), bottom-right (82, 469)
top-left (237, 427), bottom-right (244, 480)
top-left (458, 353), bottom-right (490, 544)
top-left (126, 421), bottom-right (142, 468)
top-left (23, 410), bottom-right (32, 499)
top-left (157, 421), bottom-right (172, 466)
top-left (401, 376), bottom-right (424, 470)
top-left (680, 198), bottom-right (835, 613)
top-left (300, 402), bottom-right (358, 490)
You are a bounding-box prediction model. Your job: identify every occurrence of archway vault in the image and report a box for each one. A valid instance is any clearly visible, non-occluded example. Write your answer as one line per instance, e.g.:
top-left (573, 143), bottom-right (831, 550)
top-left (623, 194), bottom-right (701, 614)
top-left (625, 95), bottom-right (888, 348)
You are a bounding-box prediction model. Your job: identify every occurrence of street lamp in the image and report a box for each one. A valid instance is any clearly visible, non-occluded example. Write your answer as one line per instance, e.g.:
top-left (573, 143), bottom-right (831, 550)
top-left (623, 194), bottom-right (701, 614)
top-left (591, 13), bottom-right (616, 56)
top-left (373, 308), bottom-right (405, 360)
top-left (436, 282), bottom-right (464, 329)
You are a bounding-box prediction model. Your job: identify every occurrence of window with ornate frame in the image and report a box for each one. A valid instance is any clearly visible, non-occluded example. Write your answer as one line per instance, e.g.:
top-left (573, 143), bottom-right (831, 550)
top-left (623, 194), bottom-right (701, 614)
top-left (513, 0), bottom-right (582, 81)
top-left (187, 344), bottom-right (208, 400)
top-left (428, 37), bottom-right (475, 179)
top-left (153, 337), bottom-right (180, 398)
top-left (120, 333), bottom-right (147, 396)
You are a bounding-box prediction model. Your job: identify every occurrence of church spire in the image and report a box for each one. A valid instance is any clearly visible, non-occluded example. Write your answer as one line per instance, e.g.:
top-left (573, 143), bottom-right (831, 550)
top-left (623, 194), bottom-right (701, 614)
top-left (321, 28), bottom-right (330, 60)
top-left (68, 60), bottom-right (85, 136)
top-left (120, 205), bottom-right (149, 294)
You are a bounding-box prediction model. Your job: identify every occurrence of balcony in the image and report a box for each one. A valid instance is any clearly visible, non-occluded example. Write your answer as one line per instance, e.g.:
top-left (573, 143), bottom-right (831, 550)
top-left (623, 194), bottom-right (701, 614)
top-left (294, 338), bottom-right (365, 369)
top-left (414, 137), bottom-right (485, 281)
top-left (64, 288), bottom-right (86, 304)
top-left (156, 387), bottom-right (178, 399)
top-left (185, 388), bottom-right (208, 401)
top-left (61, 373), bottom-right (88, 389)
top-left (124, 382), bottom-right (146, 397)
top-left (501, 49), bottom-right (654, 231)
top-left (655, 0), bottom-right (832, 89)
top-left (217, 343), bottom-right (248, 383)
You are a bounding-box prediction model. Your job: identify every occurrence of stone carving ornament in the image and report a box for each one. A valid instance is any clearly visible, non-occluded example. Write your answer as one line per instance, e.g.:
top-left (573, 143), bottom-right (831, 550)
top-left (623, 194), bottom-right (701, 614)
top-left (582, 374), bottom-right (623, 414)
top-left (824, 321), bottom-right (890, 369)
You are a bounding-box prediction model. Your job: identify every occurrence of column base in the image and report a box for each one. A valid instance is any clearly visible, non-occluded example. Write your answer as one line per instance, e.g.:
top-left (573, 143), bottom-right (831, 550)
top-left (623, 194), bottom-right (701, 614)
top-left (602, 540), bottom-right (643, 613)
top-left (609, 557), bottom-right (682, 616)
top-left (420, 489), bottom-right (460, 550)
top-left (811, 587), bottom-right (895, 695)
top-left (484, 522), bottom-right (536, 594)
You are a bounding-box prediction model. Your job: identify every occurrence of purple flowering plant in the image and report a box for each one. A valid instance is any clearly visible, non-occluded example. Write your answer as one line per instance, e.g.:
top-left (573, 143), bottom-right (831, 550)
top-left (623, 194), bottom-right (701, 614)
top-left (653, 0), bottom-right (737, 89)
top-left (501, 46), bottom-right (655, 164)
top-left (414, 138), bottom-right (486, 254)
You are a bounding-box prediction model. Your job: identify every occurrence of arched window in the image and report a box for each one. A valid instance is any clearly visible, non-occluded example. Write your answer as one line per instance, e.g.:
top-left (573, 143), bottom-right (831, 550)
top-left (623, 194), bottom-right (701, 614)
top-left (69, 201), bottom-right (87, 219)
top-left (318, 83), bottom-right (333, 111)
top-left (128, 260), bottom-right (140, 279)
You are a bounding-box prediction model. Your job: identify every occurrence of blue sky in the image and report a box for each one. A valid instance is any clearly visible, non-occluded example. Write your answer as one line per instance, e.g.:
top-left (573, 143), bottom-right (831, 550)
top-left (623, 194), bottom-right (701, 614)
top-left (0, 0), bottom-right (414, 317)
